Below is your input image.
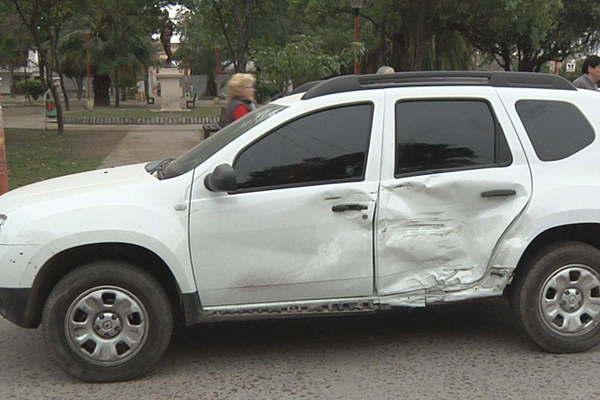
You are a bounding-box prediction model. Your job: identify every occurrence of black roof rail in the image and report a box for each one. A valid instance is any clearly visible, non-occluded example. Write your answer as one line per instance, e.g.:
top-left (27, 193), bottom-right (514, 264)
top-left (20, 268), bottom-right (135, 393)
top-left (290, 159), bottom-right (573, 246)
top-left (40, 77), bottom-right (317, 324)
top-left (301, 71), bottom-right (576, 100)
top-left (289, 80), bottom-right (322, 95)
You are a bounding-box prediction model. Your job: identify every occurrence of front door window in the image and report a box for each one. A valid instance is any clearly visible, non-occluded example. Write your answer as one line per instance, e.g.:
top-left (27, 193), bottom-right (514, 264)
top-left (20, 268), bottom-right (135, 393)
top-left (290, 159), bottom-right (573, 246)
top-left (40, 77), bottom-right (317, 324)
top-left (234, 104), bottom-right (374, 191)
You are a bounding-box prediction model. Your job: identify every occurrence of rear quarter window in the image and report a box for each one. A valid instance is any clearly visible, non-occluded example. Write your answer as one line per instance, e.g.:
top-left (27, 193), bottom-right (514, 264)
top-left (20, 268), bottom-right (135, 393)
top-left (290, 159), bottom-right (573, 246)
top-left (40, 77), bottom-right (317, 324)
top-left (515, 100), bottom-right (595, 161)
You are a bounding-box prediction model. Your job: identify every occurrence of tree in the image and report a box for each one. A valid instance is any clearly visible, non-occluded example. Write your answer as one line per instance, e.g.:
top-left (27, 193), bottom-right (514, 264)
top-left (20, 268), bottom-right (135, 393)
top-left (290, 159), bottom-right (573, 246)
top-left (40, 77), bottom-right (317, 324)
top-left (180, 0), bottom-right (284, 73)
top-left (9, 0), bottom-right (75, 133)
top-left (302, 0), bottom-right (474, 73)
top-left (61, 0), bottom-right (167, 106)
top-left (450, 0), bottom-right (600, 71)
top-left (0, 4), bottom-right (32, 97)
top-left (252, 35), bottom-right (363, 96)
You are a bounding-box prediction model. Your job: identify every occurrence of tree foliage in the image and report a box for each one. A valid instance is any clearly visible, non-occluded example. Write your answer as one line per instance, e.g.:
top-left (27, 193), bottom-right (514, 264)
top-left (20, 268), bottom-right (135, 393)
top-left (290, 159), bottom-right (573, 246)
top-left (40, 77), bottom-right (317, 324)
top-left (450, 0), bottom-right (600, 71)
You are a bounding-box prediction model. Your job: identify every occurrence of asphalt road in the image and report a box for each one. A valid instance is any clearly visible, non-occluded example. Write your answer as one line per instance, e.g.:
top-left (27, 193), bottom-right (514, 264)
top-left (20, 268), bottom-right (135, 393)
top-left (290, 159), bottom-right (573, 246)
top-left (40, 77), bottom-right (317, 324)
top-left (1, 298), bottom-right (599, 400)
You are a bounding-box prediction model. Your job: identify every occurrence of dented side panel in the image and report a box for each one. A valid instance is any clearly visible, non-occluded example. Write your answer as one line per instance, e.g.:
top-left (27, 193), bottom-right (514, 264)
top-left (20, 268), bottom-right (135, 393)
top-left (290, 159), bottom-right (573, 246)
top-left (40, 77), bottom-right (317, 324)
top-left (375, 87), bottom-right (532, 297)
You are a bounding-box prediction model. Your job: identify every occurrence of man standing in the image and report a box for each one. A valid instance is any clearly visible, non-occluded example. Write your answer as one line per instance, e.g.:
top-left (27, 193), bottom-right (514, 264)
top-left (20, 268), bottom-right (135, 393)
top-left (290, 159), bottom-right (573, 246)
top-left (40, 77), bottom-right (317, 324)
top-left (573, 55), bottom-right (600, 90)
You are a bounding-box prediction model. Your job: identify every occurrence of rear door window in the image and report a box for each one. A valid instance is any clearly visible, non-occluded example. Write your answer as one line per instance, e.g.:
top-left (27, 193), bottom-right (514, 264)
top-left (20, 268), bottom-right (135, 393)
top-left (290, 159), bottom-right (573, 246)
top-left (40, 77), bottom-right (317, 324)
top-left (395, 100), bottom-right (512, 176)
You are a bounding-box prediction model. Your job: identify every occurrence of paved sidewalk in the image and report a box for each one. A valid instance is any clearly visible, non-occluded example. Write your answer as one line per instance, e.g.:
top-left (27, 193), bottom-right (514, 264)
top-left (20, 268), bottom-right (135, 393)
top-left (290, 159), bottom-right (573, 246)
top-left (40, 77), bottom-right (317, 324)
top-left (100, 125), bottom-right (203, 167)
top-left (1, 106), bottom-right (204, 167)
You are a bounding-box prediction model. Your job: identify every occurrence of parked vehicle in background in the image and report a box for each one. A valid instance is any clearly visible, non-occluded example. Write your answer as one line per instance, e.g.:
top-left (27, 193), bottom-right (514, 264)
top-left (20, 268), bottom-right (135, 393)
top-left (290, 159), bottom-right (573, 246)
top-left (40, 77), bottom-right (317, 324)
top-left (1, 72), bottom-right (600, 381)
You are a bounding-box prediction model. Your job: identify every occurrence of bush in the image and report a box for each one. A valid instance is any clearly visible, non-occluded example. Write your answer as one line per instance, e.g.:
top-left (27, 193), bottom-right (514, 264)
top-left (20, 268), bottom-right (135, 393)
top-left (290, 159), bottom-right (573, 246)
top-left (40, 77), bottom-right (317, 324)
top-left (255, 80), bottom-right (280, 103)
top-left (16, 79), bottom-right (46, 100)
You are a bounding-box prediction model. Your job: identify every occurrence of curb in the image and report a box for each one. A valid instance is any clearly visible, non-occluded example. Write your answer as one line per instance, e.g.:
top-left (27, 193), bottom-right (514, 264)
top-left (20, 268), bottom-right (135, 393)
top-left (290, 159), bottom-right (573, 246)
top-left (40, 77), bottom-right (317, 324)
top-left (64, 115), bottom-right (220, 125)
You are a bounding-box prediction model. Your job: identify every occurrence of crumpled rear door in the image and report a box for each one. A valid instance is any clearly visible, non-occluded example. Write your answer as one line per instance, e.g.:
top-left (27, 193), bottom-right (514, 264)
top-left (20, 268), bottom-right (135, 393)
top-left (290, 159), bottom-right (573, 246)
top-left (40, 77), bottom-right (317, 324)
top-left (375, 87), bottom-right (532, 297)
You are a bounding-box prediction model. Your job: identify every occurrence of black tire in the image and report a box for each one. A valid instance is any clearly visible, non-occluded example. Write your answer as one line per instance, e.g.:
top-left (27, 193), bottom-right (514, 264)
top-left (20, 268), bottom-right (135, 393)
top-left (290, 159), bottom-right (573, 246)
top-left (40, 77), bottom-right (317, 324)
top-left (511, 241), bottom-right (600, 353)
top-left (42, 261), bottom-right (173, 382)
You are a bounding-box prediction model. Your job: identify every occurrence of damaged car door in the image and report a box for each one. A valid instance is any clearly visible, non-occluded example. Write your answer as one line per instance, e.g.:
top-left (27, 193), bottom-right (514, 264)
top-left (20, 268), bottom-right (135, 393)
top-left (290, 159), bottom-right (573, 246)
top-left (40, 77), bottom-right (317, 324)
top-left (376, 87), bottom-right (532, 299)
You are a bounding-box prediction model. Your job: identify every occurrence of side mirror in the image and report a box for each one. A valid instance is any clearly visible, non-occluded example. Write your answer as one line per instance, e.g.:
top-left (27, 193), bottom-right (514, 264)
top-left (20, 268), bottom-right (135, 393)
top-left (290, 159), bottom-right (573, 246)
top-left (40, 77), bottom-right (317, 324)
top-left (204, 163), bottom-right (237, 192)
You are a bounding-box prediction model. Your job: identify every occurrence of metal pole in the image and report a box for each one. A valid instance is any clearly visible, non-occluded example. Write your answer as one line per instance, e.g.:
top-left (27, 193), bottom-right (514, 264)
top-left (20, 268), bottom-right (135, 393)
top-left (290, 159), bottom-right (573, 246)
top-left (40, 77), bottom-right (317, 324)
top-left (0, 103), bottom-right (10, 194)
top-left (353, 8), bottom-right (361, 75)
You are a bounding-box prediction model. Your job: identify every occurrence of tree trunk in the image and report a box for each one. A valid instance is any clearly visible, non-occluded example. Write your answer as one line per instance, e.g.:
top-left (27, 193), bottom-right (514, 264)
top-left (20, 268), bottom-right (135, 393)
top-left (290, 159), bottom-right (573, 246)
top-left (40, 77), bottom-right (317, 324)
top-left (75, 77), bottom-right (83, 101)
top-left (38, 63), bottom-right (45, 83)
top-left (205, 69), bottom-right (218, 97)
top-left (93, 73), bottom-right (111, 106)
top-left (518, 51), bottom-right (537, 72)
top-left (391, 32), bottom-right (409, 72)
top-left (411, 3), bottom-right (432, 71)
top-left (501, 45), bottom-right (512, 71)
top-left (42, 53), bottom-right (64, 134)
top-left (58, 72), bottom-right (70, 111)
top-left (8, 64), bottom-right (16, 97)
top-left (144, 70), bottom-right (150, 103)
top-left (113, 71), bottom-right (120, 108)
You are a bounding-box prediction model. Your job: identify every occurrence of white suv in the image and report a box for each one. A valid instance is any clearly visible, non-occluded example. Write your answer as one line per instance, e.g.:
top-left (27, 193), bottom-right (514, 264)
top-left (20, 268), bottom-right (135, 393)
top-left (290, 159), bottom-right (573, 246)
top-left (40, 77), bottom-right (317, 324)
top-left (1, 72), bottom-right (599, 381)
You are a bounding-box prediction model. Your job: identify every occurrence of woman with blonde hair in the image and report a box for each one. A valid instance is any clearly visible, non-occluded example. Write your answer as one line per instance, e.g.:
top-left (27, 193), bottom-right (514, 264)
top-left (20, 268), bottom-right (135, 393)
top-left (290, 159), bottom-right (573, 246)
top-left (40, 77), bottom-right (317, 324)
top-left (222, 73), bottom-right (256, 125)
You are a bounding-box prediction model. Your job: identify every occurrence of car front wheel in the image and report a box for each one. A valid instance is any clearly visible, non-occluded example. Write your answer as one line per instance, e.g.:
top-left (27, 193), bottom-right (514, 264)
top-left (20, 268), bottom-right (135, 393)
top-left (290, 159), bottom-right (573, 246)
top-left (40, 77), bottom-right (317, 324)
top-left (42, 261), bottom-right (173, 381)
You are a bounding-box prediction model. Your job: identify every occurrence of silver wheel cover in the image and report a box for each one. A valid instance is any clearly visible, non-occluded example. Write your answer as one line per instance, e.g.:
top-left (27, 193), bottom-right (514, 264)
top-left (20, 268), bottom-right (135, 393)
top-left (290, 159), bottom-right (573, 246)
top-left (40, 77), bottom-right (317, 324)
top-left (539, 264), bottom-right (600, 336)
top-left (64, 286), bottom-right (149, 366)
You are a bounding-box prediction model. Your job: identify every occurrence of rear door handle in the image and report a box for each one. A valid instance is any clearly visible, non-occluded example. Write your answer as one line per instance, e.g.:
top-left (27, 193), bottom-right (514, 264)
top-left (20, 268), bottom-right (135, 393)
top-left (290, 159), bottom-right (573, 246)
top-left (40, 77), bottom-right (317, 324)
top-left (481, 189), bottom-right (516, 198)
top-left (332, 203), bottom-right (369, 212)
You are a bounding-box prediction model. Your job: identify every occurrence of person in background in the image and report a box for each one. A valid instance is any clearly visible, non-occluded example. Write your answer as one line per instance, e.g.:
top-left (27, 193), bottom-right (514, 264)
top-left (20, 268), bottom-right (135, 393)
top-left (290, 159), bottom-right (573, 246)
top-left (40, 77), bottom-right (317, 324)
top-left (573, 55), bottom-right (600, 90)
top-left (376, 66), bottom-right (395, 74)
top-left (222, 73), bottom-right (256, 125)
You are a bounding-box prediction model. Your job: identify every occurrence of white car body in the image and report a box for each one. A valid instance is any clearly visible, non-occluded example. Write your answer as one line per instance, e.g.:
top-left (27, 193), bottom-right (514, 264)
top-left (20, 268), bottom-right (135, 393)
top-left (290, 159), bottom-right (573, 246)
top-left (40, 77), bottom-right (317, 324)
top-left (1, 75), bottom-right (600, 327)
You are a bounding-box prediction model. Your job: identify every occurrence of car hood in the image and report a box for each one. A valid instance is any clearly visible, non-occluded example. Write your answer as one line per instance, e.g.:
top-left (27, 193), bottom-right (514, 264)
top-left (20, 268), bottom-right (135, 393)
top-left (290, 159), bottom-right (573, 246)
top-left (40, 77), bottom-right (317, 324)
top-left (0, 163), bottom-right (156, 212)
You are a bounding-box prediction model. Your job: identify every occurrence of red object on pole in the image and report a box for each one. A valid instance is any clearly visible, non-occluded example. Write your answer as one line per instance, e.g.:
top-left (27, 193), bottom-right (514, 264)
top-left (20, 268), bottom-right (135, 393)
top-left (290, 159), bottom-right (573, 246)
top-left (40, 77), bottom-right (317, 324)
top-left (0, 105), bottom-right (10, 194)
top-left (353, 11), bottom-right (361, 75)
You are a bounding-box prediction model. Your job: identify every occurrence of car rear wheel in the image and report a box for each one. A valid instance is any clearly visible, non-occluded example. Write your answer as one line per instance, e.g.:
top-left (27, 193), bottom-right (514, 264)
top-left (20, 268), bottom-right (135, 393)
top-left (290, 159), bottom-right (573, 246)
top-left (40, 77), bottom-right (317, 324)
top-left (512, 241), bottom-right (600, 353)
top-left (42, 261), bottom-right (173, 381)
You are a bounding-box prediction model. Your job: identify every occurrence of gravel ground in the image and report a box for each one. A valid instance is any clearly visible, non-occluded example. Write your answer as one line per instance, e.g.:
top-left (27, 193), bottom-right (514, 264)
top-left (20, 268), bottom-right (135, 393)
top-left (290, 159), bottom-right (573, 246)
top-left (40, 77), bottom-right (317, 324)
top-left (1, 298), bottom-right (599, 400)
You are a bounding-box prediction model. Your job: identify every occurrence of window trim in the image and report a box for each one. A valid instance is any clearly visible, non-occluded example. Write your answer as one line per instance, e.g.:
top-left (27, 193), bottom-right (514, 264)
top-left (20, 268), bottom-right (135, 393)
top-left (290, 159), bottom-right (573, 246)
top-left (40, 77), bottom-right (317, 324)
top-left (229, 101), bottom-right (375, 194)
top-left (515, 99), bottom-right (596, 162)
top-left (393, 97), bottom-right (513, 179)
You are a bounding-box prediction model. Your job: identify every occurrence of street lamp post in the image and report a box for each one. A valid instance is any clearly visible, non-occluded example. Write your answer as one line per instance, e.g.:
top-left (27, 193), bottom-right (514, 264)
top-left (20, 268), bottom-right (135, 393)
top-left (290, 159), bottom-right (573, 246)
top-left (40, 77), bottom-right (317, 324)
top-left (350, 0), bottom-right (366, 75)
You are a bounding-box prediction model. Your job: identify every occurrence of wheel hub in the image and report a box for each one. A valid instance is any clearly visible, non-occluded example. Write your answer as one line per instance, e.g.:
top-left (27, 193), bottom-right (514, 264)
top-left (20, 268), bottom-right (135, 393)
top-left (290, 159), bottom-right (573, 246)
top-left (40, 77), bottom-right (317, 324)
top-left (559, 288), bottom-right (583, 312)
top-left (93, 312), bottom-right (122, 338)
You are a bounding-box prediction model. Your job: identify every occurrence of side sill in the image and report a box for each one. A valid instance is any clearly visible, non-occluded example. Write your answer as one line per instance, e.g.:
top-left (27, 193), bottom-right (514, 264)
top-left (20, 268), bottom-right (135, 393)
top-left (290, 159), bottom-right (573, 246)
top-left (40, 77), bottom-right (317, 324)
top-left (181, 282), bottom-right (509, 326)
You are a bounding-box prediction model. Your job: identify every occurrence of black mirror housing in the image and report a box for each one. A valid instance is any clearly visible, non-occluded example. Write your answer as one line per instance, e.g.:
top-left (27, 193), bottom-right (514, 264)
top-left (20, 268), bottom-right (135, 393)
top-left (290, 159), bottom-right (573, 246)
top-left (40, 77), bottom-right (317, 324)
top-left (204, 163), bottom-right (237, 192)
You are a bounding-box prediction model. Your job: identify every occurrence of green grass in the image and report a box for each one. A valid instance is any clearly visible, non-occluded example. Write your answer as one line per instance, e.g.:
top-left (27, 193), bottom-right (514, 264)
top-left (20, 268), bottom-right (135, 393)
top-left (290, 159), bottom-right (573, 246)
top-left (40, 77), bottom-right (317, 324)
top-left (5, 128), bottom-right (121, 188)
top-left (65, 106), bottom-right (221, 119)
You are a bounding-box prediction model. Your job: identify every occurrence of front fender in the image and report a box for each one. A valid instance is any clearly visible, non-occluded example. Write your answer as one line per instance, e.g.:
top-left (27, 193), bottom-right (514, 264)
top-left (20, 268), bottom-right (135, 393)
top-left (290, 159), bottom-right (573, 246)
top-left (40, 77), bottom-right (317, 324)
top-left (19, 230), bottom-right (196, 293)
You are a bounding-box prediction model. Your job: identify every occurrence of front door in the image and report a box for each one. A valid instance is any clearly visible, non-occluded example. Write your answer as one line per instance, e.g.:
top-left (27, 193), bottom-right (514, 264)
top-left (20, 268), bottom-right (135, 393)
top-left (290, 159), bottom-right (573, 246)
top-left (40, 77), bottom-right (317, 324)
top-left (190, 99), bottom-right (384, 306)
top-left (376, 87), bottom-right (532, 297)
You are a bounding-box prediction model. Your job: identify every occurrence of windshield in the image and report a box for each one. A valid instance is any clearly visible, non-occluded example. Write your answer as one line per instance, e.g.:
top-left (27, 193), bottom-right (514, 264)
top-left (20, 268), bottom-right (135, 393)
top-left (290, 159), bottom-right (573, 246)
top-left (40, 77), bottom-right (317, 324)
top-left (161, 104), bottom-right (287, 179)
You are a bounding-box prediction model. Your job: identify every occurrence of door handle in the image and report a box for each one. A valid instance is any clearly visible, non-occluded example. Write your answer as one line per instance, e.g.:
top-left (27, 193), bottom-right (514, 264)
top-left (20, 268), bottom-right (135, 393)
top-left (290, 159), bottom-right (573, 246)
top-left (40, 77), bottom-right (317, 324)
top-left (481, 189), bottom-right (516, 198)
top-left (331, 204), bottom-right (369, 212)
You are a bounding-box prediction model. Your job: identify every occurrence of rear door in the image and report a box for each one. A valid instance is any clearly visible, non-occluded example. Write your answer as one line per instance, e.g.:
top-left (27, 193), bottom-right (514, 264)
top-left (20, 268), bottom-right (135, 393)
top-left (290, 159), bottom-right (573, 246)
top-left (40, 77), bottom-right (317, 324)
top-left (376, 86), bottom-right (532, 296)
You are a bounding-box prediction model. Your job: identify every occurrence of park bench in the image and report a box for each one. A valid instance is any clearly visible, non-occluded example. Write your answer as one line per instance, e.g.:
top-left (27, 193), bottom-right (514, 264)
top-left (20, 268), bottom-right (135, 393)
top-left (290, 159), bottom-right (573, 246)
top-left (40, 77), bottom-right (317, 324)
top-left (201, 105), bottom-right (225, 139)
